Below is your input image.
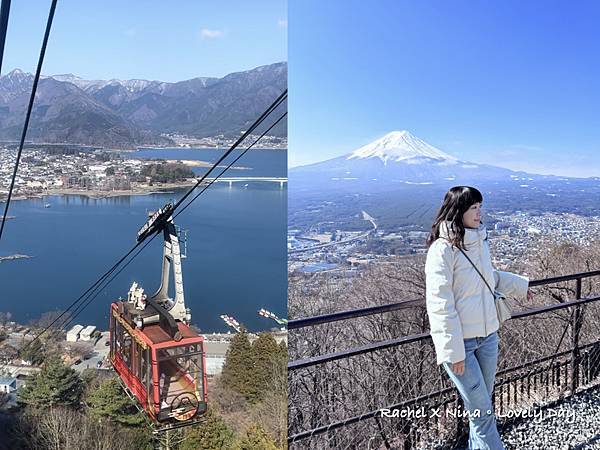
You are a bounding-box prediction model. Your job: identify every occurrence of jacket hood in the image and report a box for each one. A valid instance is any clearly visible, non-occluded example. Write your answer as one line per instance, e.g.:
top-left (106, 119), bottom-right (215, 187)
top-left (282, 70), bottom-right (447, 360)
top-left (438, 220), bottom-right (488, 248)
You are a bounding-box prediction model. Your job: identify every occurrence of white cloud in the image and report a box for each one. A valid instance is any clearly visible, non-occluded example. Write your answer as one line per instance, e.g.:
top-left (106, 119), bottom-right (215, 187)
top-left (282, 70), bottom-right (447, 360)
top-left (200, 28), bottom-right (225, 40)
top-left (278, 19), bottom-right (288, 29)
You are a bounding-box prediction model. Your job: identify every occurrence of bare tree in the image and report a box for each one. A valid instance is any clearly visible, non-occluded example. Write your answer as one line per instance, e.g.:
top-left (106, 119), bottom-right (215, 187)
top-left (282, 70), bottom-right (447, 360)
top-left (65, 341), bottom-right (95, 360)
top-left (253, 360), bottom-right (287, 448)
top-left (30, 311), bottom-right (70, 331)
top-left (18, 406), bottom-right (150, 450)
top-left (0, 311), bottom-right (12, 327)
top-left (288, 240), bottom-right (600, 448)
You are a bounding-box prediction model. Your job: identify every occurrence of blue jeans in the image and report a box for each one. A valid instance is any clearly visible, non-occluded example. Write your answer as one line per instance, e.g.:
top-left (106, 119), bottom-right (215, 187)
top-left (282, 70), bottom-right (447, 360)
top-left (442, 331), bottom-right (504, 450)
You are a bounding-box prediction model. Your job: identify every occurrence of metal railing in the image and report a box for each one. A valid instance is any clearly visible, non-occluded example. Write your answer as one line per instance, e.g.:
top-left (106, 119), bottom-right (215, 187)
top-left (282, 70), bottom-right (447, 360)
top-left (288, 270), bottom-right (600, 449)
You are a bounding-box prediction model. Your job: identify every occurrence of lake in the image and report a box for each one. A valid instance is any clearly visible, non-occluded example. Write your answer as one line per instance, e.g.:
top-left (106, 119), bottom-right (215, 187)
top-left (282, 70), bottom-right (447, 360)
top-left (0, 148), bottom-right (287, 333)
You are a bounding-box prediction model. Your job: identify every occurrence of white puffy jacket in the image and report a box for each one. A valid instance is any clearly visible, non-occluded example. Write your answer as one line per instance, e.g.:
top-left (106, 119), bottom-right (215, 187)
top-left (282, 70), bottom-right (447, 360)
top-left (425, 222), bottom-right (529, 365)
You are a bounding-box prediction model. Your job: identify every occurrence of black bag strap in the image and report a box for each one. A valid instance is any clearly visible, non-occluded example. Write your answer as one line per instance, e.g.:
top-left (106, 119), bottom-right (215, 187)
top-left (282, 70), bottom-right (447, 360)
top-left (457, 247), bottom-right (495, 297)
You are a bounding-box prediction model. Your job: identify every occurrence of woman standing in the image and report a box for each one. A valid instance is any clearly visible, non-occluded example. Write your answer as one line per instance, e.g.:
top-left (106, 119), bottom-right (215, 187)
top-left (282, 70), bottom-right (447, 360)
top-left (425, 186), bottom-right (532, 450)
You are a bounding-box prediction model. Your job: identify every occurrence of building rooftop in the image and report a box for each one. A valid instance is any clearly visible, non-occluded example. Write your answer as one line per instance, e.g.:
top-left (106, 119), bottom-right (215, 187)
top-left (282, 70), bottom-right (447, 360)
top-left (67, 324), bottom-right (84, 334)
top-left (80, 325), bottom-right (96, 335)
top-left (0, 376), bottom-right (16, 385)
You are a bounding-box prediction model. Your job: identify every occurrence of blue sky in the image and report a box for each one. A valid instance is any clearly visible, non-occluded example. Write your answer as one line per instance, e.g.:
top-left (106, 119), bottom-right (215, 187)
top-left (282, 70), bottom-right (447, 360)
top-left (2, 0), bottom-right (286, 81)
top-left (289, 0), bottom-right (600, 177)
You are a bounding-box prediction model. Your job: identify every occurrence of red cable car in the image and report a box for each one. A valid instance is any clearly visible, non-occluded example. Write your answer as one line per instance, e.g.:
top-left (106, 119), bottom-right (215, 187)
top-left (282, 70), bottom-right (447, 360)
top-left (109, 203), bottom-right (207, 430)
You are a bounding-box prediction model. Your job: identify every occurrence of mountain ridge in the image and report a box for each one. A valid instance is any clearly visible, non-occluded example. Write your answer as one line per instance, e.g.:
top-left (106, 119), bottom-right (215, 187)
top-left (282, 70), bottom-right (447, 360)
top-left (290, 131), bottom-right (575, 193)
top-left (0, 62), bottom-right (287, 149)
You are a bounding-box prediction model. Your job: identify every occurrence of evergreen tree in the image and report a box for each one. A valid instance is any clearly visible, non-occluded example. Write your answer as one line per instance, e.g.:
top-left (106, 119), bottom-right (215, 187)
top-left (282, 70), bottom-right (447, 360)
top-left (19, 356), bottom-right (84, 407)
top-left (80, 367), bottom-right (100, 388)
top-left (221, 332), bottom-right (288, 404)
top-left (250, 334), bottom-right (283, 402)
top-left (221, 331), bottom-right (254, 399)
top-left (0, 391), bottom-right (9, 408)
top-left (19, 338), bottom-right (44, 365)
top-left (234, 423), bottom-right (278, 450)
top-left (139, 162), bottom-right (194, 183)
top-left (180, 410), bottom-right (235, 450)
top-left (87, 377), bottom-right (146, 426)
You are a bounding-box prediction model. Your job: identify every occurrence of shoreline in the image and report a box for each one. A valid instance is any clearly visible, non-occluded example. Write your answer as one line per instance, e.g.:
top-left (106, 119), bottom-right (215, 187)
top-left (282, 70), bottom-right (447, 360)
top-left (1, 142), bottom-right (287, 152)
top-left (8, 182), bottom-right (198, 202)
top-left (5, 176), bottom-right (285, 202)
top-left (165, 159), bottom-right (252, 170)
top-left (120, 145), bottom-right (288, 152)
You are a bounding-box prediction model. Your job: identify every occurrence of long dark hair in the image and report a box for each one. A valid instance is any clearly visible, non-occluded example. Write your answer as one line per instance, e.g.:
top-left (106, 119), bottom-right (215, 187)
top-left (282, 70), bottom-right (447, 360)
top-left (426, 186), bottom-right (483, 249)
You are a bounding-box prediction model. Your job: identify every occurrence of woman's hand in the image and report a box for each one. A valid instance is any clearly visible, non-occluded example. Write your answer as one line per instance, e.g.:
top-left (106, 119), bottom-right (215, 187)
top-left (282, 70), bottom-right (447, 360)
top-left (527, 289), bottom-right (534, 301)
top-left (451, 360), bottom-right (465, 375)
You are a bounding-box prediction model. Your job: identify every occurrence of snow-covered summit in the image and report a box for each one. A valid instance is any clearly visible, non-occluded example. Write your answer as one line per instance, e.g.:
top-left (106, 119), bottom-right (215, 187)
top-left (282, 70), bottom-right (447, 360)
top-left (0, 69), bottom-right (34, 98)
top-left (347, 130), bottom-right (458, 164)
top-left (2, 68), bottom-right (31, 82)
top-left (47, 74), bottom-right (158, 92)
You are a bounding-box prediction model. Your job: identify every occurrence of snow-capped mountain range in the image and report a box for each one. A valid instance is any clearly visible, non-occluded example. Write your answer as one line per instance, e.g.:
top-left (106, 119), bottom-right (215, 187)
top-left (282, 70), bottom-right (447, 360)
top-left (46, 73), bottom-right (216, 94)
top-left (290, 130), bottom-right (562, 191)
top-left (47, 73), bottom-right (160, 92)
top-left (0, 63), bottom-right (286, 148)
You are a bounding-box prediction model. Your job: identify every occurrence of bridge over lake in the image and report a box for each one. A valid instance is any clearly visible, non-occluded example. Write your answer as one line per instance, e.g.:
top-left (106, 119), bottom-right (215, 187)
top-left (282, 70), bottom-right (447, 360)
top-left (205, 177), bottom-right (287, 188)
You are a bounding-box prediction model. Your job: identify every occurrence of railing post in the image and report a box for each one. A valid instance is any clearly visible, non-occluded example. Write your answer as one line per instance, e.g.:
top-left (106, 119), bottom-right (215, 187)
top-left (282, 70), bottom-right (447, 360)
top-left (571, 278), bottom-right (583, 393)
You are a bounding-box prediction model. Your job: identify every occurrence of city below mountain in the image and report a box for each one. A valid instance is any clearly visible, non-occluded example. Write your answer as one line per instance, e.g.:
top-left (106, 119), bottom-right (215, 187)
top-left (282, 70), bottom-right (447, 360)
top-left (0, 62), bottom-right (287, 149)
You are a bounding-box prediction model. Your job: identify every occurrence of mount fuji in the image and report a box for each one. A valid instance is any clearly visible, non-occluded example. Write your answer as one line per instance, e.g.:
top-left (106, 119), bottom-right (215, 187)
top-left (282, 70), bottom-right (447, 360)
top-left (289, 131), bottom-right (600, 230)
top-left (289, 130), bottom-right (552, 191)
top-left (347, 130), bottom-right (458, 165)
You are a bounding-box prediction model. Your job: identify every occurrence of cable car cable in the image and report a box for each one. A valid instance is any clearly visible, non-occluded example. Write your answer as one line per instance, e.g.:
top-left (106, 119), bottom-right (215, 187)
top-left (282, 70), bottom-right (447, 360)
top-left (43, 95), bottom-right (286, 335)
top-left (62, 233), bottom-right (155, 330)
top-left (22, 106), bottom-right (287, 351)
top-left (174, 109), bottom-right (287, 219)
top-left (0, 0), bottom-right (58, 244)
top-left (59, 110), bottom-right (287, 333)
top-left (0, 0), bottom-right (12, 75)
top-left (172, 89), bottom-right (287, 211)
top-left (43, 110), bottom-right (287, 342)
top-left (21, 92), bottom-right (285, 346)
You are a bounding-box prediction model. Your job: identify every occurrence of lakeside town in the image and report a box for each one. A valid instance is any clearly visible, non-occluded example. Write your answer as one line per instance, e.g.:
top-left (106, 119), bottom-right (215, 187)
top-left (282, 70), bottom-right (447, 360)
top-left (288, 210), bottom-right (600, 274)
top-left (162, 132), bottom-right (287, 150)
top-left (0, 136), bottom-right (287, 202)
top-left (0, 145), bottom-right (199, 202)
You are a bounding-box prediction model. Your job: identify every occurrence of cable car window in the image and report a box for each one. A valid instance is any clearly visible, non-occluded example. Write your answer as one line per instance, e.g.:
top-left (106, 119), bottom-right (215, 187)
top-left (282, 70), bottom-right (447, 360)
top-left (140, 346), bottom-right (149, 389)
top-left (156, 344), bottom-right (204, 410)
top-left (117, 321), bottom-right (133, 369)
top-left (109, 314), bottom-right (116, 357)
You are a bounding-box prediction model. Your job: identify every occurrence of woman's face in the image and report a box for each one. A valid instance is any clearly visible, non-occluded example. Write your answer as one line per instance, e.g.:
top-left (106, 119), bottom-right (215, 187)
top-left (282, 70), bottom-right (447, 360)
top-left (462, 202), bottom-right (482, 229)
